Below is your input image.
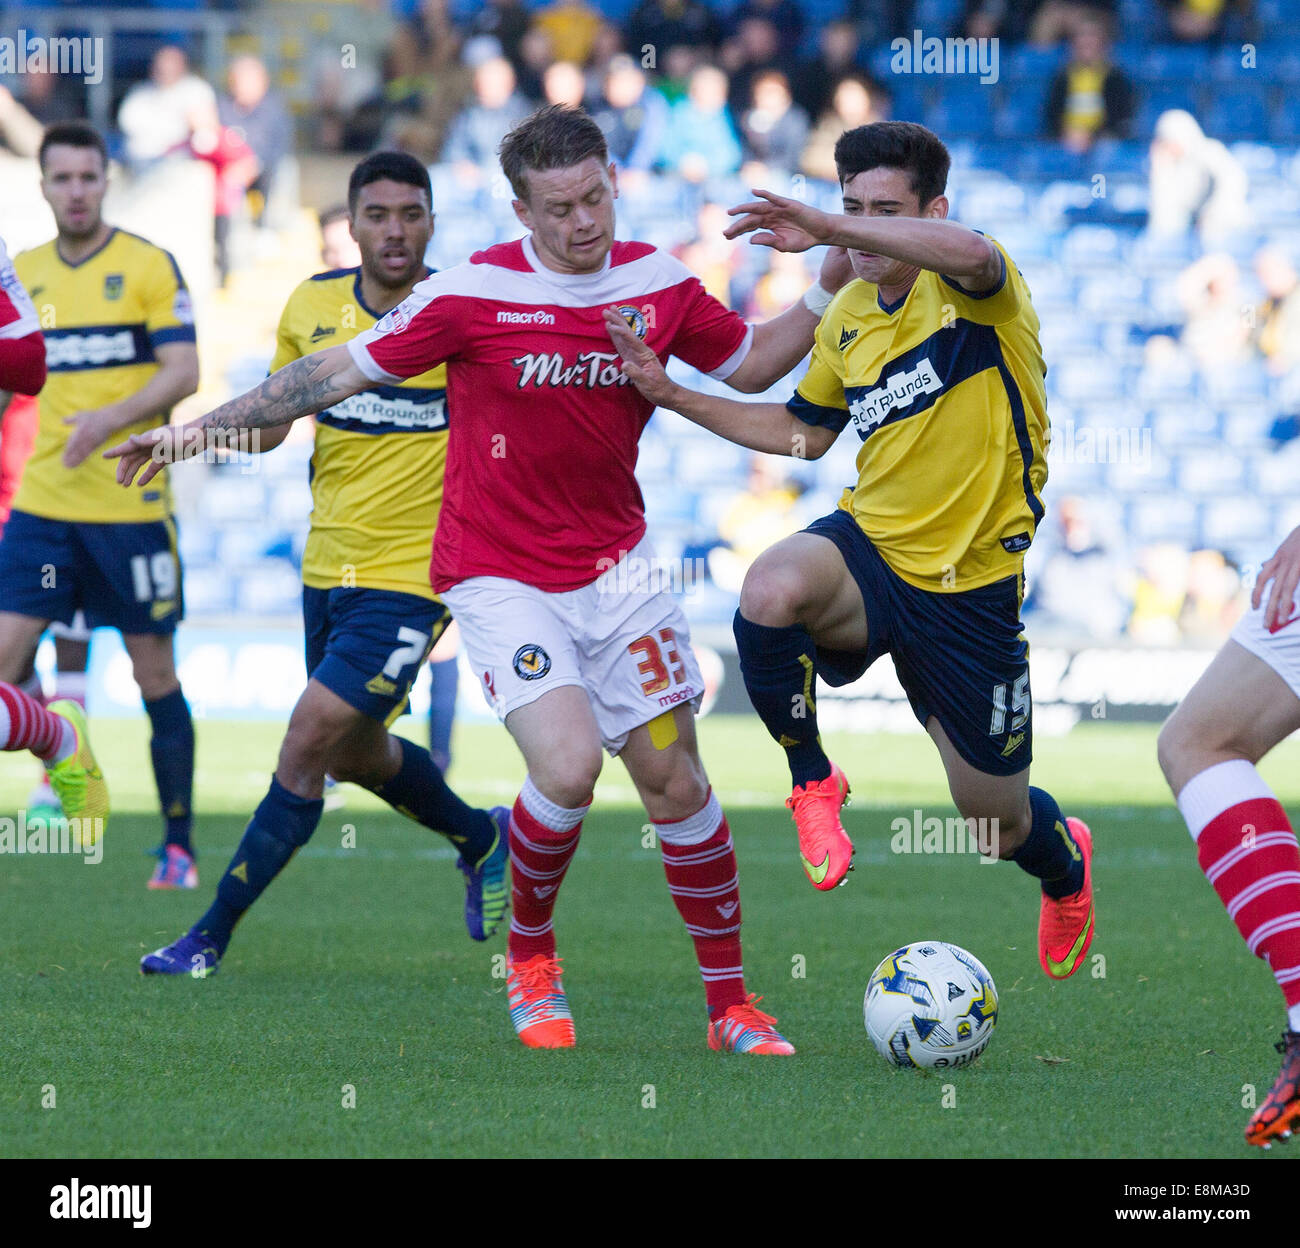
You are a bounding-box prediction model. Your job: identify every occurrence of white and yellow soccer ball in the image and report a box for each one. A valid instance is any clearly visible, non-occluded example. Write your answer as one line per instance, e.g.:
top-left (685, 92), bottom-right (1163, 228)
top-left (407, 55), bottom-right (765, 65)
top-left (864, 941), bottom-right (998, 1069)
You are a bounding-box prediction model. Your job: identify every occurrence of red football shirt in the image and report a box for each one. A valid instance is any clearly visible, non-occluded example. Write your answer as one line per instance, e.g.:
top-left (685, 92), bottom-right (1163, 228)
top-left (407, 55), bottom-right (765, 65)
top-left (348, 237), bottom-right (752, 592)
top-left (0, 235), bottom-right (45, 398)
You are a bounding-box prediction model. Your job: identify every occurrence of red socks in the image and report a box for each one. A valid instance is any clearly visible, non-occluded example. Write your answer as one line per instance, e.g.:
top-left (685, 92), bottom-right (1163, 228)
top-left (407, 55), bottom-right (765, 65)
top-left (506, 777), bottom-right (587, 961)
top-left (1179, 761), bottom-right (1300, 1009)
top-left (656, 791), bottom-right (746, 1015)
top-left (0, 681), bottom-right (67, 760)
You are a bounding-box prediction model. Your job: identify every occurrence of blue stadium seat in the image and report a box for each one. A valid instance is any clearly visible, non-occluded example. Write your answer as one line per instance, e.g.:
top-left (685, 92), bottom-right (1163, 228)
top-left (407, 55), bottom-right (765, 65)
top-left (1130, 495), bottom-right (1198, 543)
top-left (1269, 97), bottom-right (1300, 144)
top-left (994, 97), bottom-right (1046, 141)
top-left (1178, 449), bottom-right (1245, 495)
top-left (1135, 89), bottom-right (1204, 139)
top-left (1202, 497), bottom-right (1273, 548)
top-left (1203, 89), bottom-right (1273, 143)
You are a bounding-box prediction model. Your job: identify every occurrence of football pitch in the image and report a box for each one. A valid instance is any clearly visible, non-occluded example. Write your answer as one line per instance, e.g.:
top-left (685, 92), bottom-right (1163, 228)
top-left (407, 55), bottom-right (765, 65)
top-left (4, 715), bottom-right (1300, 1160)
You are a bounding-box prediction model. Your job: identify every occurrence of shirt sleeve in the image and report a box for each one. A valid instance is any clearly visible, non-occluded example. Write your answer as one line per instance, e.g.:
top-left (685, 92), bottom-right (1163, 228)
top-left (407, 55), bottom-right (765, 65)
top-left (347, 269), bottom-right (470, 383)
top-left (786, 314), bottom-right (849, 431)
top-left (666, 275), bottom-right (752, 380)
top-left (144, 247), bottom-right (197, 349)
top-left (937, 235), bottom-right (1022, 327)
top-left (268, 287), bottom-right (305, 373)
top-left (0, 238), bottom-right (40, 341)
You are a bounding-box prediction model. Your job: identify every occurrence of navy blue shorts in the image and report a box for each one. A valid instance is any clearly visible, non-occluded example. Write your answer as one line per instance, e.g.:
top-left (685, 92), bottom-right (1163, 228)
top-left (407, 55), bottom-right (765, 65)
top-left (806, 508), bottom-right (1031, 777)
top-left (303, 586), bottom-right (450, 724)
top-left (0, 509), bottom-right (183, 634)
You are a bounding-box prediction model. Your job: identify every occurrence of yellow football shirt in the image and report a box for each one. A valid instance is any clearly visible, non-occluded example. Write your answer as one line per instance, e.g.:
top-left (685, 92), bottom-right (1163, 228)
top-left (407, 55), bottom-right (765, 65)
top-left (270, 267), bottom-right (448, 600)
top-left (14, 228), bottom-right (195, 522)
top-left (789, 237), bottom-right (1048, 592)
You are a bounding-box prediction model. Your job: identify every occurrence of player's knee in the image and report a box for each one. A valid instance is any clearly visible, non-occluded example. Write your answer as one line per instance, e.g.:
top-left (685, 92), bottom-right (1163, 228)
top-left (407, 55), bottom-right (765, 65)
top-left (640, 756), bottom-right (709, 822)
top-left (531, 749), bottom-right (602, 810)
top-left (739, 558), bottom-right (808, 628)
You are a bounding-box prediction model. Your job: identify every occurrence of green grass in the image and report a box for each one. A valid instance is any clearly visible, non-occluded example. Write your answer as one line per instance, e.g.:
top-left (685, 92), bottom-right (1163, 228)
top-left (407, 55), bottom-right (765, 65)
top-left (3, 716), bottom-right (1300, 1159)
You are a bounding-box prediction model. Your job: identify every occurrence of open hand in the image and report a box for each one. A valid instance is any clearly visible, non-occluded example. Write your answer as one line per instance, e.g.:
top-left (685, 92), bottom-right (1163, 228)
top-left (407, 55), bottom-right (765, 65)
top-left (103, 423), bottom-right (193, 487)
top-left (602, 309), bottom-right (677, 408)
top-left (62, 407), bottom-right (118, 468)
top-left (724, 188), bottom-right (834, 252)
top-left (1253, 525), bottom-right (1300, 633)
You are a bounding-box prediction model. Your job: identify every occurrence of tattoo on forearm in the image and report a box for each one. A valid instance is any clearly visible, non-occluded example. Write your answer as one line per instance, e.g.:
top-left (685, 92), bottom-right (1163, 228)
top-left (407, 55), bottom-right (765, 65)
top-left (203, 355), bottom-right (344, 433)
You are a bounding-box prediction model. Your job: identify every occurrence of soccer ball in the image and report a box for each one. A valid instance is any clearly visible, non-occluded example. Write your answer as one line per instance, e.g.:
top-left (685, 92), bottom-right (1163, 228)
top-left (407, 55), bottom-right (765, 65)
top-left (863, 941), bottom-right (998, 1069)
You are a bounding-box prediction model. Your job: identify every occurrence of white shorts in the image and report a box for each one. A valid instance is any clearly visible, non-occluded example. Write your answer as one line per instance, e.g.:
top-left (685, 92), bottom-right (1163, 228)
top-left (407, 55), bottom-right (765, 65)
top-left (441, 537), bottom-right (704, 754)
top-left (1231, 587), bottom-right (1300, 700)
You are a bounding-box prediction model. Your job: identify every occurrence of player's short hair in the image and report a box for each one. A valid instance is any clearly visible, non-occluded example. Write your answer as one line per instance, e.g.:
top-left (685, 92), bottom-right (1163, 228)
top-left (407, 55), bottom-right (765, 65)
top-left (346, 150), bottom-right (432, 214)
top-left (833, 121), bottom-right (950, 207)
top-left (499, 105), bottom-right (609, 202)
top-left (38, 122), bottom-right (108, 172)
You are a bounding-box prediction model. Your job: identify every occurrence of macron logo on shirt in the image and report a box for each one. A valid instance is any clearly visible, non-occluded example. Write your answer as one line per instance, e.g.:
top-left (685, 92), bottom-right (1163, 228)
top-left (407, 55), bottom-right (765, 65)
top-left (496, 309), bottom-right (556, 325)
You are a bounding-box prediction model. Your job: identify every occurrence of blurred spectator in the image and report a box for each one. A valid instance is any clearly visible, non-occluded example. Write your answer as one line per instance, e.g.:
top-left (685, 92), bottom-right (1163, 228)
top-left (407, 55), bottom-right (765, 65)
top-left (658, 66), bottom-right (743, 183)
top-left (515, 27), bottom-right (555, 101)
top-left (439, 56), bottom-right (532, 182)
top-left (655, 45), bottom-right (704, 106)
top-left (8, 67), bottom-right (83, 130)
top-left (1180, 549), bottom-right (1243, 643)
top-left (532, 0), bottom-right (604, 66)
top-left (674, 201), bottom-right (743, 303)
top-left (747, 249), bottom-right (813, 319)
top-left (219, 56), bottom-right (292, 227)
top-left (1255, 247), bottom-right (1300, 376)
top-left (1148, 110), bottom-right (1250, 241)
top-left (627, 0), bottom-right (722, 62)
top-left (591, 55), bottom-right (669, 177)
top-left (543, 62), bottom-right (589, 109)
top-left (1026, 0), bottom-right (1120, 45)
top-left (739, 71), bottom-right (810, 176)
top-left (1177, 252), bottom-right (1252, 372)
top-left (585, 24), bottom-right (627, 99)
top-left (185, 98), bottom-right (259, 288)
top-left (1160, 0), bottom-right (1232, 43)
top-left (1043, 13), bottom-right (1133, 152)
top-left (118, 46), bottom-right (216, 168)
top-left (802, 75), bottom-right (887, 183)
top-left (720, 17), bottom-right (782, 117)
top-left (728, 0), bottom-right (805, 57)
top-left (319, 205), bottom-right (362, 270)
top-left (467, 0), bottom-right (532, 71)
top-left (1129, 543), bottom-right (1190, 644)
top-left (789, 21), bottom-right (861, 120)
top-left (1025, 495), bottom-right (1131, 638)
top-left (0, 85), bottom-right (43, 158)
top-left (708, 457), bottom-right (806, 594)
top-left (847, 0), bottom-right (920, 41)
top-left (310, 0), bottom-right (395, 151)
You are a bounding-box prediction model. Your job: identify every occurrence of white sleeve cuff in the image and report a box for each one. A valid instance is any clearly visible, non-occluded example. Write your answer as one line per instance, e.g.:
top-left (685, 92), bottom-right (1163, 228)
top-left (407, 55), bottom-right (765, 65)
top-left (706, 323), bottom-right (754, 382)
top-left (346, 334), bottom-right (401, 384)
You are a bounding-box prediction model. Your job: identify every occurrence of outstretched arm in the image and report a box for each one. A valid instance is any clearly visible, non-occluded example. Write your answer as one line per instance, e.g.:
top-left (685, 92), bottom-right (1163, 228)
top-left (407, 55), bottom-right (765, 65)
top-left (605, 309), bottom-right (837, 459)
top-left (725, 244), bottom-right (853, 394)
top-left (104, 344), bottom-right (367, 486)
top-left (725, 188), bottom-right (1003, 290)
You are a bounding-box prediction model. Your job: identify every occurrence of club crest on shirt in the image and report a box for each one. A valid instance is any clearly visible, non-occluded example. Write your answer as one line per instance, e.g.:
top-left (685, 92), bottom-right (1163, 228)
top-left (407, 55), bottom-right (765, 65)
top-left (614, 305), bottom-right (648, 339)
top-left (103, 273), bottom-right (123, 300)
top-left (513, 644), bottom-right (552, 680)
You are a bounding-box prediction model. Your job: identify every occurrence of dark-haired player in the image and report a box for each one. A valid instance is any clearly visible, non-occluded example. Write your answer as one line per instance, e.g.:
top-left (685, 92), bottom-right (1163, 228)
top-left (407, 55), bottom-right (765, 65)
top-left (139, 151), bottom-right (509, 977)
top-left (112, 106), bottom-right (851, 1053)
top-left (606, 120), bottom-right (1096, 983)
top-left (0, 122), bottom-right (197, 882)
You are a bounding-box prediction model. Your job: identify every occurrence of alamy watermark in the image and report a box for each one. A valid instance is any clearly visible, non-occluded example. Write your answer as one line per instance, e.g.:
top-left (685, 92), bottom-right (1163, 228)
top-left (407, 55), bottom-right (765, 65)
top-left (594, 551), bottom-right (709, 598)
top-left (1049, 419), bottom-right (1152, 470)
top-left (891, 809), bottom-right (999, 862)
top-left (151, 427), bottom-right (262, 473)
top-left (890, 30), bottom-right (999, 85)
top-left (0, 32), bottom-right (103, 86)
top-left (1, 811), bottom-right (103, 864)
